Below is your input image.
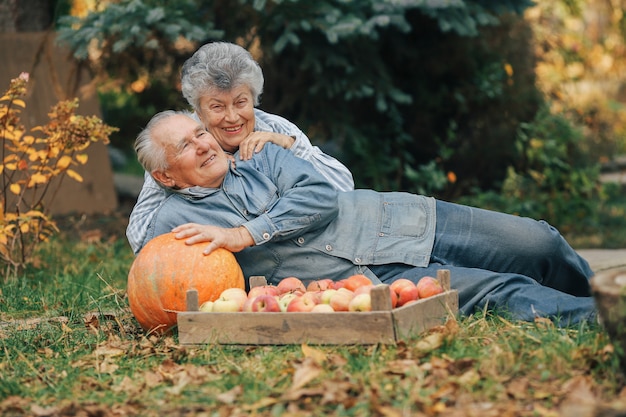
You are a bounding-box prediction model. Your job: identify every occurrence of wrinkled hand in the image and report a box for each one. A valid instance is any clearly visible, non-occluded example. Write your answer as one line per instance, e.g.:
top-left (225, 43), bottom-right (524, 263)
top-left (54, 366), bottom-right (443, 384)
top-left (172, 223), bottom-right (254, 255)
top-left (238, 131), bottom-right (295, 160)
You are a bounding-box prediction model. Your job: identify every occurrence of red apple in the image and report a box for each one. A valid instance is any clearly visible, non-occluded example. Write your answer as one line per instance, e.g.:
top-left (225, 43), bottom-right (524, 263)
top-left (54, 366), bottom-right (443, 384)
top-left (250, 294), bottom-right (281, 312)
top-left (277, 276), bottom-right (306, 295)
top-left (348, 293), bottom-right (372, 312)
top-left (212, 287), bottom-right (248, 312)
top-left (353, 284), bottom-right (374, 296)
top-left (247, 285), bottom-right (279, 299)
top-left (329, 288), bottom-right (354, 311)
top-left (287, 292), bottom-right (317, 312)
top-left (332, 280), bottom-right (347, 290)
top-left (342, 274), bottom-right (373, 292)
top-left (306, 278), bottom-right (335, 292)
top-left (390, 278), bottom-right (419, 306)
top-left (416, 276), bottom-right (444, 299)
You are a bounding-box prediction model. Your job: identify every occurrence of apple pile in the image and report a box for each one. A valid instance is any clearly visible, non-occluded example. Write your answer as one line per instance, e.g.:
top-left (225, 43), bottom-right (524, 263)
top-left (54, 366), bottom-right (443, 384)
top-left (199, 274), bottom-right (444, 313)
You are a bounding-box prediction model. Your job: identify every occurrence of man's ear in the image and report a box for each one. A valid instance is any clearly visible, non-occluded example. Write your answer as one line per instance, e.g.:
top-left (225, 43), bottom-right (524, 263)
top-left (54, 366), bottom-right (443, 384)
top-left (152, 170), bottom-right (175, 188)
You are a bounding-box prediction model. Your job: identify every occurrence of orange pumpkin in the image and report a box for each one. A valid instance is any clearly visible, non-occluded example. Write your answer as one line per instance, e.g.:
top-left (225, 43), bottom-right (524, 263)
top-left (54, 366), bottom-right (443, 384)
top-left (127, 233), bottom-right (245, 333)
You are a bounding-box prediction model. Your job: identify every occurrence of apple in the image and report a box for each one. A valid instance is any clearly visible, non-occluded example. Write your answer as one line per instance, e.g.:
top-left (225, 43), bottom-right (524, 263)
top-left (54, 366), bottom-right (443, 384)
top-left (342, 274), bottom-right (373, 291)
top-left (353, 284), bottom-right (374, 296)
top-left (278, 292), bottom-right (299, 312)
top-left (332, 280), bottom-right (347, 290)
top-left (329, 288), bottom-right (354, 311)
top-left (287, 292), bottom-right (318, 312)
top-left (247, 285), bottom-right (279, 299)
top-left (320, 288), bottom-right (338, 304)
top-left (306, 278), bottom-right (335, 292)
top-left (250, 295), bottom-right (281, 312)
top-left (212, 287), bottom-right (248, 312)
top-left (311, 303), bottom-right (335, 313)
top-left (390, 278), bottom-right (419, 306)
top-left (348, 293), bottom-right (372, 312)
top-left (277, 276), bottom-right (306, 295)
top-left (199, 300), bottom-right (214, 312)
top-left (416, 276), bottom-right (444, 299)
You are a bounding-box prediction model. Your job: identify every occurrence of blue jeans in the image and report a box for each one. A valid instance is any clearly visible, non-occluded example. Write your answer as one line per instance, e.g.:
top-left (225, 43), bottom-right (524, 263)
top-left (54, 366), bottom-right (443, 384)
top-left (371, 200), bottom-right (596, 325)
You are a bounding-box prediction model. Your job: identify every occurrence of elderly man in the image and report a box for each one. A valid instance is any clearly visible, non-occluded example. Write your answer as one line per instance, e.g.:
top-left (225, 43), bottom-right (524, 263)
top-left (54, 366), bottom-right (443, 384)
top-left (134, 110), bottom-right (597, 325)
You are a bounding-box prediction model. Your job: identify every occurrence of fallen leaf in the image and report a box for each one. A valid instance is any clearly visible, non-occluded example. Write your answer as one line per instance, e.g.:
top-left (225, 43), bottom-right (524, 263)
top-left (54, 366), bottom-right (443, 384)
top-left (216, 385), bottom-right (242, 404)
top-left (301, 343), bottom-right (327, 364)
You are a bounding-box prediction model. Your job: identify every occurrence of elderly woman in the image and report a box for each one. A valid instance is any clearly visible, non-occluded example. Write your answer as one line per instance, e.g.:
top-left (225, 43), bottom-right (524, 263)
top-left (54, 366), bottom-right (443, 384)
top-left (126, 42), bottom-right (354, 254)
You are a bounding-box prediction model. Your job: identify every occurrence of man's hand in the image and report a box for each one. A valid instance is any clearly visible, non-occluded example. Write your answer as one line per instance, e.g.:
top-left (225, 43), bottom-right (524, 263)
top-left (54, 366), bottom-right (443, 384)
top-left (238, 131), bottom-right (295, 160)
top-left (171, 223), bottom-right (255, 255)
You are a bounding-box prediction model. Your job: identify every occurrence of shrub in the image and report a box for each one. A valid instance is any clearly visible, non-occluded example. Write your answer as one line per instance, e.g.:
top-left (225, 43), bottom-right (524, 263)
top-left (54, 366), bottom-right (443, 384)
top-left (0, 73), bottom-right (117, 279)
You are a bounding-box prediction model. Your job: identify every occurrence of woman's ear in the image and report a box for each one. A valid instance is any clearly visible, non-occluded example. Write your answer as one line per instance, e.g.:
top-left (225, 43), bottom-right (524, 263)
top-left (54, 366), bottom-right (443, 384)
top-left (152, 170), bottom-right (175, 188)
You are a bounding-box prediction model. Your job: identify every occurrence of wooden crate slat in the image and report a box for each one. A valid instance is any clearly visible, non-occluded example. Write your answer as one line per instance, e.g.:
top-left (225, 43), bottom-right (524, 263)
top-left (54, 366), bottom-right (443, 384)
top-left (178, 311), bottom-right (396, 345)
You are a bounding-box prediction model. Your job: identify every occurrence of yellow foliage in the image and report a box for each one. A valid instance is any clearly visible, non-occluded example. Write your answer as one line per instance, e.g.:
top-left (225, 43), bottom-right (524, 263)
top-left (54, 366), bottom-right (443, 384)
top-left (526, 1), bottom-right (626, 158)
top-left (0, 72), bottom-right (117, 277)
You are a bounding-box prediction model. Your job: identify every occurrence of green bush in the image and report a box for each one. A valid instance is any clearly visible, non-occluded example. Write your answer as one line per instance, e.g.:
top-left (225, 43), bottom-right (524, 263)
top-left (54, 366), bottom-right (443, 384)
top-left (459, 105), bottom-right (605, 233)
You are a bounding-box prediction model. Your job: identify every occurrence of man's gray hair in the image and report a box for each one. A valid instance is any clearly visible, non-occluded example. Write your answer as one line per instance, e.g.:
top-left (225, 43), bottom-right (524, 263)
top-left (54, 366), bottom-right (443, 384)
top-left (135, 110), bottom-right (193, 174)
top-left (180, 42), bottom-right (264, 111)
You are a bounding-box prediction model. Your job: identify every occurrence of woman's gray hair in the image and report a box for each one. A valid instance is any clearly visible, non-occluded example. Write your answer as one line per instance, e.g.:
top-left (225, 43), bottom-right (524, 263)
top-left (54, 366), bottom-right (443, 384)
top-left (135, 110), bottom-right (193, 175)
top-left (181, 42), bottom-right (264, 111)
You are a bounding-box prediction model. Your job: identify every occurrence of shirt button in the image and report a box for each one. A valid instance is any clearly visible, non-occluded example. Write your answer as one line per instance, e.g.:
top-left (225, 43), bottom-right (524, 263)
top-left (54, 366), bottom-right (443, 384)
top-left (379, 232), bottom-right (384, 237)
top-left (244, 209), bottom-right (249, 215)
top-left (297, 237), bottom-right (305, 244)
top-left (355, 257), bottom-right (362, 263)
top-left (262, 233), bottom-right (270, 240)
top-left (325, 244), bottom-right (332, 251)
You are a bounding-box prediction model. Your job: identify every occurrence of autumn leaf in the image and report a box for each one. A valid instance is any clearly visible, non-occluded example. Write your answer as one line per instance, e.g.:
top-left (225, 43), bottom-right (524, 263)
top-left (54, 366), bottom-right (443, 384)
top-left (9, 183), bottom-right (20, 194)
top-left (56, 155), bottom-right (72, 170)
top-left (301, 343), bottom-right (327, 364)
top-left (76, 153), bottom-right (88, 164)
top-left (66, 169), bottom-right (83, 182)
top-left (27, 173), bottom-right (48, 187)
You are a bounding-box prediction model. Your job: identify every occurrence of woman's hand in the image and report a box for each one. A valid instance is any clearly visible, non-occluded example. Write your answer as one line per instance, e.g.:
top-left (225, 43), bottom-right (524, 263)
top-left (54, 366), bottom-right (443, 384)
top-left (172, 223), bottom-right (254, 255)
top-left (238, 131), bottom-right (295, 160)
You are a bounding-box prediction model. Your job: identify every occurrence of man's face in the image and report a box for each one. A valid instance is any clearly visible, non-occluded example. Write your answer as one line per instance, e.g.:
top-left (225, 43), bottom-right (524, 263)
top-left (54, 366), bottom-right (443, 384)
top-left (197, 85), bottom-right (256, 153)
top-left (152, 114), bottom-right (230, 189)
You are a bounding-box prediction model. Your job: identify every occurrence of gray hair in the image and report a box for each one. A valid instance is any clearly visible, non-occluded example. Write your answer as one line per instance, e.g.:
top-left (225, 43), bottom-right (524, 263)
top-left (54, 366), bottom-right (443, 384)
top-left (135, 110), bottom-right (193, 174)
top-left (180, 42), bottom-right (264, 111)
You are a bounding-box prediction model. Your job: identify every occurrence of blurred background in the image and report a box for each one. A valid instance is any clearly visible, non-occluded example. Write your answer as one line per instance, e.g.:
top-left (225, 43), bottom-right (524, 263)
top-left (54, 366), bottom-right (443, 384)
top-left (1, 0), bottom-right (625, 246)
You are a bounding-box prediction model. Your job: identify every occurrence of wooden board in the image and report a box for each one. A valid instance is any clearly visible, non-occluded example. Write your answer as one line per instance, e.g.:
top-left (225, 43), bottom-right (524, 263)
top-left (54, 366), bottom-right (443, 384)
top-left (177, 270), bottom-right (458, 345)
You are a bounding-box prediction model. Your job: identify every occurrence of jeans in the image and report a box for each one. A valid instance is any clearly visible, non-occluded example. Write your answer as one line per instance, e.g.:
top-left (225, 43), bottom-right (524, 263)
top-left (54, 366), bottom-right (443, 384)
top-left (371, 200), bottom-right (597, 325)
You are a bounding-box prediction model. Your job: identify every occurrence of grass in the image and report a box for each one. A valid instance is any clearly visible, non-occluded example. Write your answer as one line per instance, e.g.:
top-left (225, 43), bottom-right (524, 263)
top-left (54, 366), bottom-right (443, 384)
top-left (1, 189), bottom-right (626, 416)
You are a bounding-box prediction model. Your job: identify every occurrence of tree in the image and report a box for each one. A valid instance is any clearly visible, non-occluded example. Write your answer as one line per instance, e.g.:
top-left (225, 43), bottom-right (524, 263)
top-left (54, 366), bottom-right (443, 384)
top-left (56, 0), bottom-right (538, 196)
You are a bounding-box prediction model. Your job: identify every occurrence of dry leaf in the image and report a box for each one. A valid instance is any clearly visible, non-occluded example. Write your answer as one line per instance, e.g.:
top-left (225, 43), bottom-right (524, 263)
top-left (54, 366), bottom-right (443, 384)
top-left (301, 343), bottom-right (327, 364)
top-left (216, 385), bottom-right (242, 404)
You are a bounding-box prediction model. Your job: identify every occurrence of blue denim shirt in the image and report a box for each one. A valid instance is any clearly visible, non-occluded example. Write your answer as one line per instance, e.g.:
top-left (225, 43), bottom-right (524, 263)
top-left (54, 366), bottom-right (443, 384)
top-left (142, 144), bottom-right (436, 285)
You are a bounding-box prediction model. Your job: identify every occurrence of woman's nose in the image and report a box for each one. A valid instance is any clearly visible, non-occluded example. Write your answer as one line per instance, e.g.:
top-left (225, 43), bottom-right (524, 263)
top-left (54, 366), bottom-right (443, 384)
top-left (224, 105), bottom-right (237, 121)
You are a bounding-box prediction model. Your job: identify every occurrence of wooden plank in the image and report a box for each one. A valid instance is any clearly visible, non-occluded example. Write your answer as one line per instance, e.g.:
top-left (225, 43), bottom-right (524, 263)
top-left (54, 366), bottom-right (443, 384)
top-left (391, 290), bottom-right (459, 340)
top-left (178, 311), bottom-right (396, 345)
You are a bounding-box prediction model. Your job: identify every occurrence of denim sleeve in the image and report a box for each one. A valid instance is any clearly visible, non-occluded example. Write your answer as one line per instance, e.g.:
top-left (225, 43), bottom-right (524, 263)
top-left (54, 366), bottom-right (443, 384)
top-left (255, 109), bottom-right (354, 192)
top-left (240, 144), bottom-right (339, 245)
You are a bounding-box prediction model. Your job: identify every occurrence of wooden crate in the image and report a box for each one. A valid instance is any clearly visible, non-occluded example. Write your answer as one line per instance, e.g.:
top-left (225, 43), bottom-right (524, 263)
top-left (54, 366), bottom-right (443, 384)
top-left (177, 269), bottom-right (458, 345)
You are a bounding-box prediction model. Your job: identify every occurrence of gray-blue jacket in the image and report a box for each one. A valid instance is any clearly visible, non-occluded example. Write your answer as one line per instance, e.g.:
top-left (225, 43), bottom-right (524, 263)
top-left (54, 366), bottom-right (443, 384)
top-left (142, 143), bottom-right (436, 284)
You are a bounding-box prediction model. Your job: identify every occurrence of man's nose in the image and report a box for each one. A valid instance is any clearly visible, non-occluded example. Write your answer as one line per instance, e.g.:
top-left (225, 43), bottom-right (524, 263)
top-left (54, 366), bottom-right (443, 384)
top-left (193, 136), bottom-right (210, 153)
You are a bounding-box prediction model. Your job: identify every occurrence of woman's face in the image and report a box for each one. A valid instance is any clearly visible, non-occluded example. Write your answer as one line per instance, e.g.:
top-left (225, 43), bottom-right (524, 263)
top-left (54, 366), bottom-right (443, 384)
top-left (197, 85), bottom-right (256, 153)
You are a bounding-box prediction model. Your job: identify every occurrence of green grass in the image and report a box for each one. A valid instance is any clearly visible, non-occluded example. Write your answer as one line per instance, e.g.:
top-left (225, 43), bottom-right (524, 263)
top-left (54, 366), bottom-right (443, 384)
top-left (1, 191), bottom-right (626, 415)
